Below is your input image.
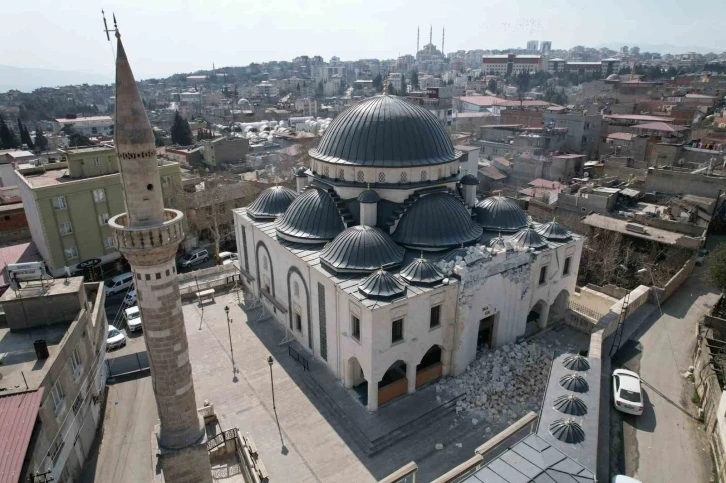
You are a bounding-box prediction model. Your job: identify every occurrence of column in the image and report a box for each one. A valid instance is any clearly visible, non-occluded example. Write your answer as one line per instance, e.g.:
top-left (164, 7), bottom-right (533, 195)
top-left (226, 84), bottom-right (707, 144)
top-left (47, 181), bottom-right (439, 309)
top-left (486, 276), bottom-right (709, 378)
top-left (538, 304), bottom-right (550, 330)
top-left (367, 379), bottom-right (379, 411)
top-left (406, 362), bottom-right (417, 394)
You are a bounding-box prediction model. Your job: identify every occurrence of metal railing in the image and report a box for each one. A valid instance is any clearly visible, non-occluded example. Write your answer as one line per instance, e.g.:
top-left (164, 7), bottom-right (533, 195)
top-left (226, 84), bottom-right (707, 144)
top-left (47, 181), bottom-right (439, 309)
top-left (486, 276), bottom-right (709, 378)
top-left (568, 301), bottom-right (604, 321)
top-left (206, 428), bottom-right (238, 452)
top-left (288, 345), bottom-right (309, 371)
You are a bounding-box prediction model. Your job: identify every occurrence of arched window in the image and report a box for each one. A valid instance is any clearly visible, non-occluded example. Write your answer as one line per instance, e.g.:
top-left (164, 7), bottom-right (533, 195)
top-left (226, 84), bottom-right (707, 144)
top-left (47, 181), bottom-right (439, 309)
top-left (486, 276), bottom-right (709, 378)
top-left (421, 170), bottom-right (428, 181)
top-left (293, 281), bottom-right (300, 298)
top-left (339, 168), bottom-right (345, 180)
top-left (263, 256), bottom-right (268, 271)
top-left (400, 172), bottom-right (408, 183)
top-left (323, 166), bottom-right (329, 177)
top-left (378, 172), bottom-right (385, 183)
top-left (357, 171), bottom-right (365, 182)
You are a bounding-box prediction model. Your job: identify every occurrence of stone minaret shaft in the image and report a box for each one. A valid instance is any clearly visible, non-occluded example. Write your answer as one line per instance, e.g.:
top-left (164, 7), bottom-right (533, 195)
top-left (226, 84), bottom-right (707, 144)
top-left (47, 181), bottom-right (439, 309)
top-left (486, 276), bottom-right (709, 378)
top-left (109, 33), bottom-right (212, 483)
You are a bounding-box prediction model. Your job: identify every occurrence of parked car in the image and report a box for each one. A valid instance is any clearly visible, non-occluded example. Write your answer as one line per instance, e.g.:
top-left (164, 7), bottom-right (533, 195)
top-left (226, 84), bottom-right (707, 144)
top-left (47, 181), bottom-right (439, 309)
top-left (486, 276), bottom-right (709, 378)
top-left (696, 249), bottom-right (709, 266)
top-left (177, 248), bottom-right (210, 268)
top-left (125, 306), bottom-right (143, 332)
top-left (124, 289), bottom-right (137, 305)
top-left (107, 325), bottom-right (126, 350)
top-left (104, 272), bottom-right (134, 296)
top-left (219, 251), bottom-right (238, 265)
top-left (613, 368), bottom-right (644, 415)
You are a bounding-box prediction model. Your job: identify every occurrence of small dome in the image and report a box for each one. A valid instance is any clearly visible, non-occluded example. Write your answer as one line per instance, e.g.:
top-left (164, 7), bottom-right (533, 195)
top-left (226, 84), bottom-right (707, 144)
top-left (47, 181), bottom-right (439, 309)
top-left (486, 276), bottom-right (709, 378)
top-left (358, 269), bottom-right (407, 300)
top-left (549, 418), bottom-right (585, 444)
top-left (310, 95), bottom-right (460, 168)
top-left (488, 233), bottom-right (512, 251)
top-left (276, 187), bottom-right (345, 243)
top-left (553, 394), bottom-right (588, 417)
top-left (460, 174), bottom-right (479, 186)
top-left (606, 74), bottom-right (620, 81)
top-left (400, 256), bottom-right (445, 285)
top-left (559, 373), bottom-right (589, 393)
top-left (320, 226), bottom-right (404, 273)
top-left (562, 354), bottom-right (590, 371)
top-left (295, 167), bottom-right (308, 177)
top-left (392, 193), bottom-right (483, 250)
top-left (357, 189), bottom-right (380, 204)
top-left (509, 225), bottom-right (549, 250)
top-left (475, 196), bottom-right (528, 232)
top-left (535, 220), bottom-right (572, 241)
top-left (438, 246), bottom-right (470, 264)
top-left (247, 186), bottom-right (297, 220)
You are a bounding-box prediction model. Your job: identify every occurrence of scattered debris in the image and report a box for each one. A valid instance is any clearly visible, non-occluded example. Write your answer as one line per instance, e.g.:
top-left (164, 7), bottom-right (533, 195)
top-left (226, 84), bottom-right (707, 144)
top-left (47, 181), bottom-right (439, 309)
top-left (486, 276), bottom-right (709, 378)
top-left (435, 443), bottom-right (444, 450)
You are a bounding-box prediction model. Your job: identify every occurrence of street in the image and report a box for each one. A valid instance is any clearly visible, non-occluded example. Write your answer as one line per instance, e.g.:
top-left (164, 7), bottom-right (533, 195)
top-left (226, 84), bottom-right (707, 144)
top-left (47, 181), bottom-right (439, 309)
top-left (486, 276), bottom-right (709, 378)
top-left (613, 266), bottom-right (719, 483)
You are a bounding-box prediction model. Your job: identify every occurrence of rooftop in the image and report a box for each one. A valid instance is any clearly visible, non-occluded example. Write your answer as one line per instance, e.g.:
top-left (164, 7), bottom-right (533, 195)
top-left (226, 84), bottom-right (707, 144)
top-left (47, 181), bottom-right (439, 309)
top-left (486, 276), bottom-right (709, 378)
top-left (607, 132), bottom-right (635, 141)
top-left (604, 114), bottom-right (675, 123)
top-left (0, 390), bottom-right (44, 483)
top-left (54, 116), bottom-right (112, 123)
top-left (59, 144), bottom-right (114, 155)
top-left (581, 213), bottom-right (697, 246)
top-left (0, 242), bottom-right (41, 286)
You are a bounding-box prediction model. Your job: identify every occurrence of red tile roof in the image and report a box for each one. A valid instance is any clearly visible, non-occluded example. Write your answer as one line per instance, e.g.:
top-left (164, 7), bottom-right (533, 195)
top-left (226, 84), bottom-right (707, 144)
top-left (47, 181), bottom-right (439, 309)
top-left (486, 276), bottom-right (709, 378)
top-left (0, 390), bottom-right (43, 483)
top-left (605, 114), bottom-right (675, 122)
top-left (633, 122), bottom-right (689, 133)
top-left (0, 242), bottom-right (41, 287)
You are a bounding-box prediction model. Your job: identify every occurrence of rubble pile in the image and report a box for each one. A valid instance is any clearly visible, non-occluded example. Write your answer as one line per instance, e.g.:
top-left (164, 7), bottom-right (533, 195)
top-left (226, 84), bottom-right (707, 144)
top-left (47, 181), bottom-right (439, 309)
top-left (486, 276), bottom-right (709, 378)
top-left (437, 342), bottom-right (553, 425)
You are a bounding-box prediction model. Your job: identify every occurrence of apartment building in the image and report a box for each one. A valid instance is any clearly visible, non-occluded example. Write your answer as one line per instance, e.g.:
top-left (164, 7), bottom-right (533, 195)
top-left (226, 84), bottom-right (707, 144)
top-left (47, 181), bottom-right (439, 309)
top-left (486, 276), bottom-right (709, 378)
top-left (53, 116), bottom-right (114, 137)
top-left (0, 278), bottom-right (107, 483)
top-left (16, 145), bottom-right (182, 277)
top-left (200, 136), bottom-right (250, 168)
top-left (482, 54), bottom-right (543, 76)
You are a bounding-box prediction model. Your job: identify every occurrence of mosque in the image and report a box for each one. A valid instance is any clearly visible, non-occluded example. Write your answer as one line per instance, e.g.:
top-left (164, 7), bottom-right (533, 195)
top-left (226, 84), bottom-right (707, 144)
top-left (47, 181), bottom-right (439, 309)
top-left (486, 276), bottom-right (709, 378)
top-left (233, 95), bottom-right (584, 410)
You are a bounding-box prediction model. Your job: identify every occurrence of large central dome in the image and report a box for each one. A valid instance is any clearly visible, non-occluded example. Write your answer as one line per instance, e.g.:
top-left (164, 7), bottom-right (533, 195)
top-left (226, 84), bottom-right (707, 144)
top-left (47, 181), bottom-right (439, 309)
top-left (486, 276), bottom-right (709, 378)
top-left (310, 95), bottom-right (460, 168)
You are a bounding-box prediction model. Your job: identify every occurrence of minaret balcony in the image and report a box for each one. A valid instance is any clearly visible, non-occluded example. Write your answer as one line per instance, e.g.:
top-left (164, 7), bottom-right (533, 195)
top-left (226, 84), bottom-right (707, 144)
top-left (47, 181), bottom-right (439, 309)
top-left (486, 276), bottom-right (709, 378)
top-left (109, 208), bottom-right (185, 252)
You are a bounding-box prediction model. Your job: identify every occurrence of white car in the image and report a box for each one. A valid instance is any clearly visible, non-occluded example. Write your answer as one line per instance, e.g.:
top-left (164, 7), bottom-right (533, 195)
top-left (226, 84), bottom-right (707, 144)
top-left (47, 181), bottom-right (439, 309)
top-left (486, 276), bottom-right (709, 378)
top-left (219, 251), bottom-right (238, 265)
top-left (124, 289), bottom-right (137, 305)
top-left (613, 368), bottom-right (644, 415)
top-left (107, 325), bottom-right (126, 350)
top-left (612, 476), bottom-right (642, 483)
top-left (125, 306), bottom-right (143, 332)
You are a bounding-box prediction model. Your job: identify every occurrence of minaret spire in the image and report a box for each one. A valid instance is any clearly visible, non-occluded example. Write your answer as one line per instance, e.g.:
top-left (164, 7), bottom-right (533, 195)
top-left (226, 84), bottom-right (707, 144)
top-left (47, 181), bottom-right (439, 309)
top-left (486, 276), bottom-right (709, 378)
top-left (417, 26), bottom-right (419, 55)
top-left (442, 28), bottom-right (445, 56)
top-left (429, 25), bottom-right (432, 54)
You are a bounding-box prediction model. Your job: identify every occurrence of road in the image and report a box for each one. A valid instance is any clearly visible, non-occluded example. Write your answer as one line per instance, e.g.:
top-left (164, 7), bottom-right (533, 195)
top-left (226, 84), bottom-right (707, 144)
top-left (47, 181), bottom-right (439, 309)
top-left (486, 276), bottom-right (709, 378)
top-left (614, 265), bottom-right (718, 483)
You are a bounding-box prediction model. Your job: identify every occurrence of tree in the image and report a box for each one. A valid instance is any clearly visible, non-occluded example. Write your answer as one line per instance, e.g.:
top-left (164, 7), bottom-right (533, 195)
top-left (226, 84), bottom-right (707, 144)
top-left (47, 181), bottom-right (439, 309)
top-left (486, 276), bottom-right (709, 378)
top-left (34, 126), bottom-right (49, 152)
top-left (170, 111), bottom-right (194, 146)
top-left (410, 70), bottom-right (420, 90)
top-left (68, 132), bottom-right (92, 147)
top-left (372, 73), bottom-right (383, 93)
top-left (153, 130), bottom-right (168, 147)
top-left (17, 118), bottom-right (34, 150)
top-left (316, 80), bottom-right (324, 98)
top-left (387, 83), bottom-right (396, 96)
top-left (400, 73), bottom-right (407, 95)
top-left (0, 114), bottom-right (19, 149)
top-left (487, 78), bottom-right (497, 93)
top-left (707, 245), bottom-right (726, 292)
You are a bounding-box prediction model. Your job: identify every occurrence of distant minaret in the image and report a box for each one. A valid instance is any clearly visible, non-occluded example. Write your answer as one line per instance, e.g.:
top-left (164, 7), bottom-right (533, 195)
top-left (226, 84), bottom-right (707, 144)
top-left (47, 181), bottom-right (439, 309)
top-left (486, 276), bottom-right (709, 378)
top-left (109, 29), bottom-right (213, 483)
top-left (429, 25), bottom-right (433, 54)
top-left (442, 28), bottom-right (445, 56)
top-left (417, 27), bottom-right (420, 55)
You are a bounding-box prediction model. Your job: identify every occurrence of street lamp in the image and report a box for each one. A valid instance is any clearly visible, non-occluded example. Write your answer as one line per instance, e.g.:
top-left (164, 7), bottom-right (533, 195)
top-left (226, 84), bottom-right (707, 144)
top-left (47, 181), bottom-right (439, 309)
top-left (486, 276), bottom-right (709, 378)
top-left (225, 306), bottom-right (236, 373)
top-left (268, 355), bottom-right (285, 451)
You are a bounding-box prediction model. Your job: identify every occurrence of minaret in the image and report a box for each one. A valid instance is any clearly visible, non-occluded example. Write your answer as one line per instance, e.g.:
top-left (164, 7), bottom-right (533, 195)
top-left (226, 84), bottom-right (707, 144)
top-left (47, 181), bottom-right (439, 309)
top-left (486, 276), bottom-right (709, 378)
top-left (417, 27), bottom-right (419, 55)
top-left (442, 28), bottom-right (445, 56)
top-left (109, 30), bottom-right (213, 483)
top-left (429, 25), bottom-right (433, 54)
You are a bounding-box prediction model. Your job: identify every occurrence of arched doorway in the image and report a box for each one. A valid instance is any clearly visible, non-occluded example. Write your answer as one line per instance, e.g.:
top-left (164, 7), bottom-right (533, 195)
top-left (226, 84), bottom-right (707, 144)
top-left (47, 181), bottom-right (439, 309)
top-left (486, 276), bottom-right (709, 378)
top-left (346, 357), bottom-right (368, 406)
top-left (527, 299), bottom-right (549, 335)
top-left (416, 345), bottom-right (443, 388)
top-left (550, 289), bottom-right (570, 323)
top-left (378, 360), bottom-right (408, 406)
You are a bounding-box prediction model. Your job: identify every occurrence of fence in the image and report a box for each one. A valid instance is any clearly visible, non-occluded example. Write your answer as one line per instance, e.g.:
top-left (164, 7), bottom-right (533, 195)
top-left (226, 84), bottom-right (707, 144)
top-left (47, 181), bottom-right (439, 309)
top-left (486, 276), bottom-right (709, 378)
top-left (568, 301), bottom-right (604, 322)
top-left (288, 345), bottom-right (309, 371)
top-left (178, 264), bottom-right (240, 298)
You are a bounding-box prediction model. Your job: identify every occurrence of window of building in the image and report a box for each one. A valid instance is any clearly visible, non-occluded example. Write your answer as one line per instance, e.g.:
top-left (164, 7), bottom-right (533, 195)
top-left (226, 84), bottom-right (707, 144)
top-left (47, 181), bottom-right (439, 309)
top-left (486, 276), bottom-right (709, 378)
top-left (50, 439), bottom-right (65, 467)
top-left (93, 157), bottom-right (101, 166)
top-left (53, 196), bottom-right (67, 210)
top-left (351, 315), bottom-right (360, 341)
top-left (93, 188), bottom-right (105, 203)
top-left (539, 265), bottom-right (548, 285)
top-left (64, 246), bottom-right (79, 260)
top-left (263, 256), bottom-right (268, 271)
top-left (50, 380), bottom-right (65, 414)
top-left (293, 281), bottom-right (300, 298)
top-left (165, 197), bottom-right (174, 208)
top-left (71, 348), bottom-right (83, 380)
top-left (430, 305), bottom-right (441, 329)
top-left (59, 221), bottom-right (73, 235)
top-left (104, 236), bottom-right (114, 248)
top-left (162, 175), bottom-right (171, 188)
top-left (357, 171), bottom-right (365, 182)
top-left (295, 312), bottom-right (302, 331)
top-left (392, 318), bottom-right (404, 343)
top-left (563, 257), bottom-right (572, 276)
top-left (99, 213), bottom-right (110, 225)
top-left (400, 172), bottom-right (408, 183)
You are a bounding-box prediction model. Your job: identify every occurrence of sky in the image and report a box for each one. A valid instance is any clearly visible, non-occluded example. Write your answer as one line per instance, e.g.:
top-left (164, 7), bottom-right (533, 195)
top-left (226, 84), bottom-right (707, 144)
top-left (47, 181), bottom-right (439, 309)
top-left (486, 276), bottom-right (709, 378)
top-left (2, 0), bottom-right (725, 80)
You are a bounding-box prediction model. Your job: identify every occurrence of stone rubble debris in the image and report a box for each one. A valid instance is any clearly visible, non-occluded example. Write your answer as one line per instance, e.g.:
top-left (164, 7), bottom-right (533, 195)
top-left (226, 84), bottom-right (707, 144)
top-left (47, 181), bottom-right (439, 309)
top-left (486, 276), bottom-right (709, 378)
top-left (435, 443), bottom-right (444, 450)
top-left (436, 341), bottom-right (553, 427)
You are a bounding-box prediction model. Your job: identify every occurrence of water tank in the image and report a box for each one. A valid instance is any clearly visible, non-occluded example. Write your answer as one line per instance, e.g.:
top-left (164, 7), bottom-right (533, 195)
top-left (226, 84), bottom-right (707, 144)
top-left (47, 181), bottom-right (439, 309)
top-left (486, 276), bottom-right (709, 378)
top-left (34, 339), bottom-right (49, 360)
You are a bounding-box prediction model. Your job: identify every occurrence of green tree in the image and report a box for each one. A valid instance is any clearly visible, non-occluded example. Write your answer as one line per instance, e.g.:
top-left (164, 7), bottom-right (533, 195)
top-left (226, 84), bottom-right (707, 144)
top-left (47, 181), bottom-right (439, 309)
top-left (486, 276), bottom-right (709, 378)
top-left (0, 114), bottom-right (19, 149)
top-left (372, 73), bottom-right (382, 93)
top-left (707, 245), bottom-right (726, 292)
top-left (487, 78), bottom-right (497, 93)
top-left (387, 83), bottom-right (396, 95)
top-left (34, 126), bottom-right (49, 152)
top-left (153, 130), bottom-right (168, 147)
top-left (400, 73), bottom-right (407, 95)
top-left (170, 111), bottom-right (194, 146)
top-left (68, 132), bottom-right (92, 147)
top-left (316, 80), bottom-right (324, 98)
top-left (17, 118), bottom-right (34, 150)
top-left (410, 70), bottom-right (420, 90)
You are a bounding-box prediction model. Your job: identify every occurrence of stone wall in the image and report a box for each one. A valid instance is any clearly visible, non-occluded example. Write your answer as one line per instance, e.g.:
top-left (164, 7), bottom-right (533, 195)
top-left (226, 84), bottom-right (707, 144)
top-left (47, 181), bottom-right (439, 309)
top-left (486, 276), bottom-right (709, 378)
top-left (644, 168), bottom-right (726, 198)
top-left (631, 213), bottom-right (706, 237)
top-left (694, 322), bottom-right (726, 483)
top-left (650, 256), bottom-right (697, 305)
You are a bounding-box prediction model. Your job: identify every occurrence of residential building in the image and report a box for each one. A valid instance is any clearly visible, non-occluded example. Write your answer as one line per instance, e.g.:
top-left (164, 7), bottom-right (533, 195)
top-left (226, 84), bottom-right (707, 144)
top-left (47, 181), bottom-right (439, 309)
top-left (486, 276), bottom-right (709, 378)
top-left (200, 136), bottom-right (249, 168)
top-left (255, 81), bottom-right (279, 98)
top-left (542, 111), bottom-right (603, 158)
top-left (540, 41), bottom-right (552, 55)
top-left (387, 72), bottom-right (403, 92)
top-left (0, 278), bottom-right (107, 483)
top-left (234, 95), bottom-right (583, 411)
top-left (53, 116), bottom-right (114, 137)
top-left (526, 40), bottom-right (539, 51)
top-left (16, 144), bottom-right (182, 277)
top-left (482, 54), bottom-right (543, 76)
